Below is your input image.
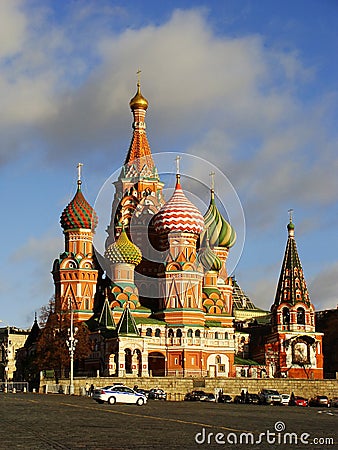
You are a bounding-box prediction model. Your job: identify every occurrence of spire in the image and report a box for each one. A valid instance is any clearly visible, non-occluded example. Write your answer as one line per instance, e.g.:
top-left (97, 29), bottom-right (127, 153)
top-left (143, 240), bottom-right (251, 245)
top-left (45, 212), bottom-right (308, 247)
top-left (98, 297), bottom-right (115, 329)
top-left (273, 216), bottom-right (311, 308)
top-left (117, 303), bottom-right (139, 336)
top-left (124, 77), bottom-right (156, 176)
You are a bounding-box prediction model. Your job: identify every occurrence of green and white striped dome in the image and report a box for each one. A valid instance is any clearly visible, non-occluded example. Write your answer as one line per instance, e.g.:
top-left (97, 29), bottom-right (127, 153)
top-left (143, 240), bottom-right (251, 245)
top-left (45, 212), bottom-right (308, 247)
top-left (203, 191), bottom-right (236, 248)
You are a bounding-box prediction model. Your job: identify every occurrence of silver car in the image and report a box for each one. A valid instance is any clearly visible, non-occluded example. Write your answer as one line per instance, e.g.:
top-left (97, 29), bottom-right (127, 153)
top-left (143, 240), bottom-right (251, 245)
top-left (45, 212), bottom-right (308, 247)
top-left (93, 385), bottom-right (147, 406)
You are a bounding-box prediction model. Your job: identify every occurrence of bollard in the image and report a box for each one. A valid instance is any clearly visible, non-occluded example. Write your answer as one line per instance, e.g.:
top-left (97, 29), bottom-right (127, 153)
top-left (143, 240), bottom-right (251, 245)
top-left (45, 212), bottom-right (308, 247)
top-left (33, 388), bottom-right (36, 393)
top-left (23, 386), bottom-right (27, 393)
top-left (12, 388), bottom-right (16, 394)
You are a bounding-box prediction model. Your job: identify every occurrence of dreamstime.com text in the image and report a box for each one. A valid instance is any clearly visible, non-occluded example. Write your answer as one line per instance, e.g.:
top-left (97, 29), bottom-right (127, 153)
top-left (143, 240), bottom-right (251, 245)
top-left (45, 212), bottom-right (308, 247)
top-left (195, 421), bottom-right (335, 446)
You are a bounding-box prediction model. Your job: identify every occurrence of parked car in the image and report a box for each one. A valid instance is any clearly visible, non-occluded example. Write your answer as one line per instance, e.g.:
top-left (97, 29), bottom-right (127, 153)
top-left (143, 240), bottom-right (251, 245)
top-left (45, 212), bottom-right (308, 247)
top-left (218, 394), bottom-right (232, 404)
top-left (136, 388), bottom-right (150, 398)
top-left (309, 395), bottom-right (330, 408)
top-left (330, 397), bottom-right (338, 408)
top-left (233, 395), bottom-right (243, 404)
top-left (184, 390), bottom-right (209, 401)
top-left (201, 393), bottom-right (216, 402)
top-left (246, 393), bottom-right (261, 404)
top-left (259, 389), bottom-right (282, 405)
top-left (294, 396), bottom-right (308, 407)
top-left (148, 388), bottom-right (167, 400)
top-left (92, 385), bottom-right (147, 406)
top-left (281, 394), bottom-right (291, 405)
top-left (233, 393), bottom-right (260, 404)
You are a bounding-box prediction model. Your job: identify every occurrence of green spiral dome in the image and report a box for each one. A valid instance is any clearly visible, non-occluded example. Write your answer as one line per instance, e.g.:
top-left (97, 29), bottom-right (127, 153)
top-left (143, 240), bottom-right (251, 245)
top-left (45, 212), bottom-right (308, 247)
top-left (198, 238), bottom-right (223, 272)
top-left (203, 192), bottom-right (236, 248)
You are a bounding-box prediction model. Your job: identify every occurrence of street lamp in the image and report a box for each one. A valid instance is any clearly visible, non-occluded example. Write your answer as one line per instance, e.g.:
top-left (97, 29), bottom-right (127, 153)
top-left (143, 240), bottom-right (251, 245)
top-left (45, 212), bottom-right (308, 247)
top-left (66, 299), bottom-right (78, 395)
top-left (0, 320), bottom-right (9, 393)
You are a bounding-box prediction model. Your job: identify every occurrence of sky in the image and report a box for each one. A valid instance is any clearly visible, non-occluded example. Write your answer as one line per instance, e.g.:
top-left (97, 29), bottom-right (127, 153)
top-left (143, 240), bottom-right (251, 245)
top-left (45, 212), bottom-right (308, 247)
top-left (0, 0), bottom-right (337, 329)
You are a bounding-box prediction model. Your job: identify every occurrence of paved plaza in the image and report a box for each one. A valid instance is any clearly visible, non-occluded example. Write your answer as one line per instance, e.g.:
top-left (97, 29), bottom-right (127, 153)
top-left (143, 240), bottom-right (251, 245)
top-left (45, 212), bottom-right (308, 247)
top-left (0, 393), bottom-right (337, 449)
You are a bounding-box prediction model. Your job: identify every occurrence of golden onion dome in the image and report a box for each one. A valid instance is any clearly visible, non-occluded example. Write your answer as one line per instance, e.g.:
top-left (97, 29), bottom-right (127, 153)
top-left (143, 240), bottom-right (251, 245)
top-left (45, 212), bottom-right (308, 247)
top-left (129, 82), bottom-right (148, 110)
top-left (105, 228), bottom-right (142, 266)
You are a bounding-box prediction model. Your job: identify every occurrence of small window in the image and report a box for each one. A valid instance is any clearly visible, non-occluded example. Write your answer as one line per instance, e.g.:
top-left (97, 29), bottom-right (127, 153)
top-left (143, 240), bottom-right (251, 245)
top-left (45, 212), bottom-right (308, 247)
top-left (155, 328), bottom-right (161, 337)
top-left (195, 330), bottom-right (201, 338)
top-left (219, 364), bottom-right (225, 372)
top-left (146, 328), bottom-right (152, 337)
top-left (176, 329), bottom-right (182, 338)
top-left (215, 332), bottom-right (219, 340)
top-left (168, 329), bottom-right (174, 338)
top-left (187, 329), bottom-right (193, 338)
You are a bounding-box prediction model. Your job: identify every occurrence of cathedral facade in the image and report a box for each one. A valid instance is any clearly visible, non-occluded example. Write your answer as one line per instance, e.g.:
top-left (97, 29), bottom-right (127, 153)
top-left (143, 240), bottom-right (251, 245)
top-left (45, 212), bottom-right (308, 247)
top-left (52, 82), bottom-right (323, 379)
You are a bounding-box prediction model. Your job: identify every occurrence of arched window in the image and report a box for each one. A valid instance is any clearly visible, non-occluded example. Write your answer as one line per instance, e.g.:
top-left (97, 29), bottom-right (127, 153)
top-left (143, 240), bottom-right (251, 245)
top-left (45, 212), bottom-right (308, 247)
top-left (168, 329), bottom-right (174, 338)
top-left (187, 329), bottom-right (193, 338)
top-left (224, 332), bottom-right (229, 339)
top-left (215, 355), bottom-right (221, 364)
top-left (195, 330), bottom-right (201, 338)
top-left (297, 307), bottom-right (305, 325)
top-left (155, 328), bottom-right (161, 337)
top-left (146, 328), bottom-right (152, 337)
top-left (176, 329), bottom-right (182, 338)
top-left (282, 307), bottom-right (290, 325)
top-left (215, 332), bottom-right (219, 340)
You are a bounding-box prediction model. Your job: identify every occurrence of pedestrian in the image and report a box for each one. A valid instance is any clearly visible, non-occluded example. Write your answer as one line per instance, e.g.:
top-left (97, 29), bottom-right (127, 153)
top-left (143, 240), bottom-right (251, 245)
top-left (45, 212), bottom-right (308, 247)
top-left (85, 382), bottom-right (90, 396)
top-left (90, 384), bottom-right (95, 396)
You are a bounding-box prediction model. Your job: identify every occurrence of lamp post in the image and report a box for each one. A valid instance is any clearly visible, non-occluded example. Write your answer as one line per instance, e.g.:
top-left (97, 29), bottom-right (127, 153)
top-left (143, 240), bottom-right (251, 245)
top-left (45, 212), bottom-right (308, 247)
top-left (66, 299), bottom-right (78, 395)
top-left (0, 321), bottom-right (9, 393)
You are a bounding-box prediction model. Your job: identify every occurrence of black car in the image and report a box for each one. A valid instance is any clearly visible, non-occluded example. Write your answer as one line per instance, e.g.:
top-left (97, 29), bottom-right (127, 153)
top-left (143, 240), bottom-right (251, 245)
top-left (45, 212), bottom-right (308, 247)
top-left (184, 390), bottom-right (208, 401)
top-left (136, 388), bottom-right (150, 398)
top-left (309, 395), bottom-right (330, 407)
top-left (218, 394), bottom-right (232, 403)
top-left (148, 388), bottom-right (167, 400)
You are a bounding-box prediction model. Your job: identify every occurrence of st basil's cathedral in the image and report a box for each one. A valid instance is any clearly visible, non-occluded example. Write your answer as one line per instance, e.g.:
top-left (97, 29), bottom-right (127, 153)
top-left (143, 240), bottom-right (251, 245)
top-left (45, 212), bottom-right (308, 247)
top-left (52, 82), bottom-right (323, 379)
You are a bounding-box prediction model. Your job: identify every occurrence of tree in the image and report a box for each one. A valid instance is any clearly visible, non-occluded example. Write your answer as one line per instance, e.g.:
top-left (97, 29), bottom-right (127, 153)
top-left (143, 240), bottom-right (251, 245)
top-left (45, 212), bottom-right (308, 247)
top-left (35, 298), bottom-right (92, 380)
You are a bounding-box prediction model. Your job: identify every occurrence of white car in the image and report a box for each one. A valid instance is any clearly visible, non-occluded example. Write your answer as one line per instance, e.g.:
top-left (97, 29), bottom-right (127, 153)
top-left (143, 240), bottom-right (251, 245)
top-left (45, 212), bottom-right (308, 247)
top-left (93, 385), bottom-right (147, 406)
top-left (281, 394), bottom-right (290, 405)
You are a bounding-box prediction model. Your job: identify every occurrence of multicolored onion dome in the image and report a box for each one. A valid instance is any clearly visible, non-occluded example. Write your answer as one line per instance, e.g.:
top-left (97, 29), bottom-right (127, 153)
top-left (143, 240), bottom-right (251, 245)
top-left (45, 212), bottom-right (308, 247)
top-left (129, 82), bottom-right (148, 110)
top-left (153, 176), bottom-right (205, 235)
top-left (203, 191), bottom-right (236, 248)
top-left (105, 229), bottom-right (142, 266)
top-left (198, 238), bottom-right (223, 272)
top-left (61, 185), bottom-right (98, 231)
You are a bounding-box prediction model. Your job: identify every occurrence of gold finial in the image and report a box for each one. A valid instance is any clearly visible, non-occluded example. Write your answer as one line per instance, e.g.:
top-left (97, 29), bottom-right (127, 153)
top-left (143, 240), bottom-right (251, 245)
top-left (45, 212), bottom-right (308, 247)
top-left (175, 155), bottom-right (181, 175)
top-left (77, 163), bottom-right (83, 187)
top-left (136, 68), bottom-right (141, 86)
top-left (288, 208), bottom-right (293, 223)
top-left (209, 171), bottom-right (215, 192)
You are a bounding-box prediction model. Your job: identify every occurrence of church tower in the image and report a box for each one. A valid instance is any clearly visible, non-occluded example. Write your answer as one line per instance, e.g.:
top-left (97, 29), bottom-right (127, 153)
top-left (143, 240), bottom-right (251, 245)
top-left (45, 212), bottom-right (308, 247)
top-left (153, 161), bottom-right (205, 326)
top-left (266, 213), bottom-right (323, 378)
top-left (52, 164), bottom-right (98, 321)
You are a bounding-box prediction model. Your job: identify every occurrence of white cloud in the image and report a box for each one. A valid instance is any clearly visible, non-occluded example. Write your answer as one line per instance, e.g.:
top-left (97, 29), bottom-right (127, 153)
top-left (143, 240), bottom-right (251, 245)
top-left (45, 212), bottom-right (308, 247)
top-left (0, 0), bottom-right (26, 58)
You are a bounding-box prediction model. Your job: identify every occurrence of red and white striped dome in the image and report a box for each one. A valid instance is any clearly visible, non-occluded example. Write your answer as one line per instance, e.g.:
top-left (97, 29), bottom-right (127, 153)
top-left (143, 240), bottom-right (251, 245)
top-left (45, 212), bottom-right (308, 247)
top-left (153, 176), bottom-right (204, 235)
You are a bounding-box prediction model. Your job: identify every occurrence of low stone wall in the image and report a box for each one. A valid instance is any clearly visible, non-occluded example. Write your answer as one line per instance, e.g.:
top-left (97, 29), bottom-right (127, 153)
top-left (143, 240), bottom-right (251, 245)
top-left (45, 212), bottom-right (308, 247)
top-left (49, 377), bottom-right (338, 401)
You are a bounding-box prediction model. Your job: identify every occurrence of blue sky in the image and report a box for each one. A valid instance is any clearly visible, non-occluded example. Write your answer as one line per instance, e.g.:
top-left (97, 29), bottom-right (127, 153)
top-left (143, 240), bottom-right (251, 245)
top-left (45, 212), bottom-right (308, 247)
top-left (0, 0), bottom-right (337, 328)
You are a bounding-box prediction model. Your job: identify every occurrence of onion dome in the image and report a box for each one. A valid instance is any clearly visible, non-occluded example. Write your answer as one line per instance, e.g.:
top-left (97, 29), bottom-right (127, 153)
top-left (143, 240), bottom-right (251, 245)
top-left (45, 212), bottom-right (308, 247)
top-left (203, 190), bottom-right (236, 248)
top-left (60, 180), bottom-right (98, 231)
top-left (198, 237), bottom-right (223, 272)
top-left (105, 228), bottom-right (142, 266)
top-left (153, 175), bottom-right (205, 235)
top-left (129, 82), bottom-right (148, 110)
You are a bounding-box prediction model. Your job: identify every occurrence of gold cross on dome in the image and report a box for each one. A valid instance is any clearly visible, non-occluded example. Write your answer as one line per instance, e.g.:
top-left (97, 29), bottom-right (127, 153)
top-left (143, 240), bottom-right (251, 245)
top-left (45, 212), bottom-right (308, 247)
top-left (77, 163), bottom-right (83, 183)
top-left (209, 171), bottom-right (215, 191)
top-left (288, 208), bottom-right (293, 223)
top-left (136, 69), bottom-right (141, 84)
top-left (175, 155), bottom-right (181, 174)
